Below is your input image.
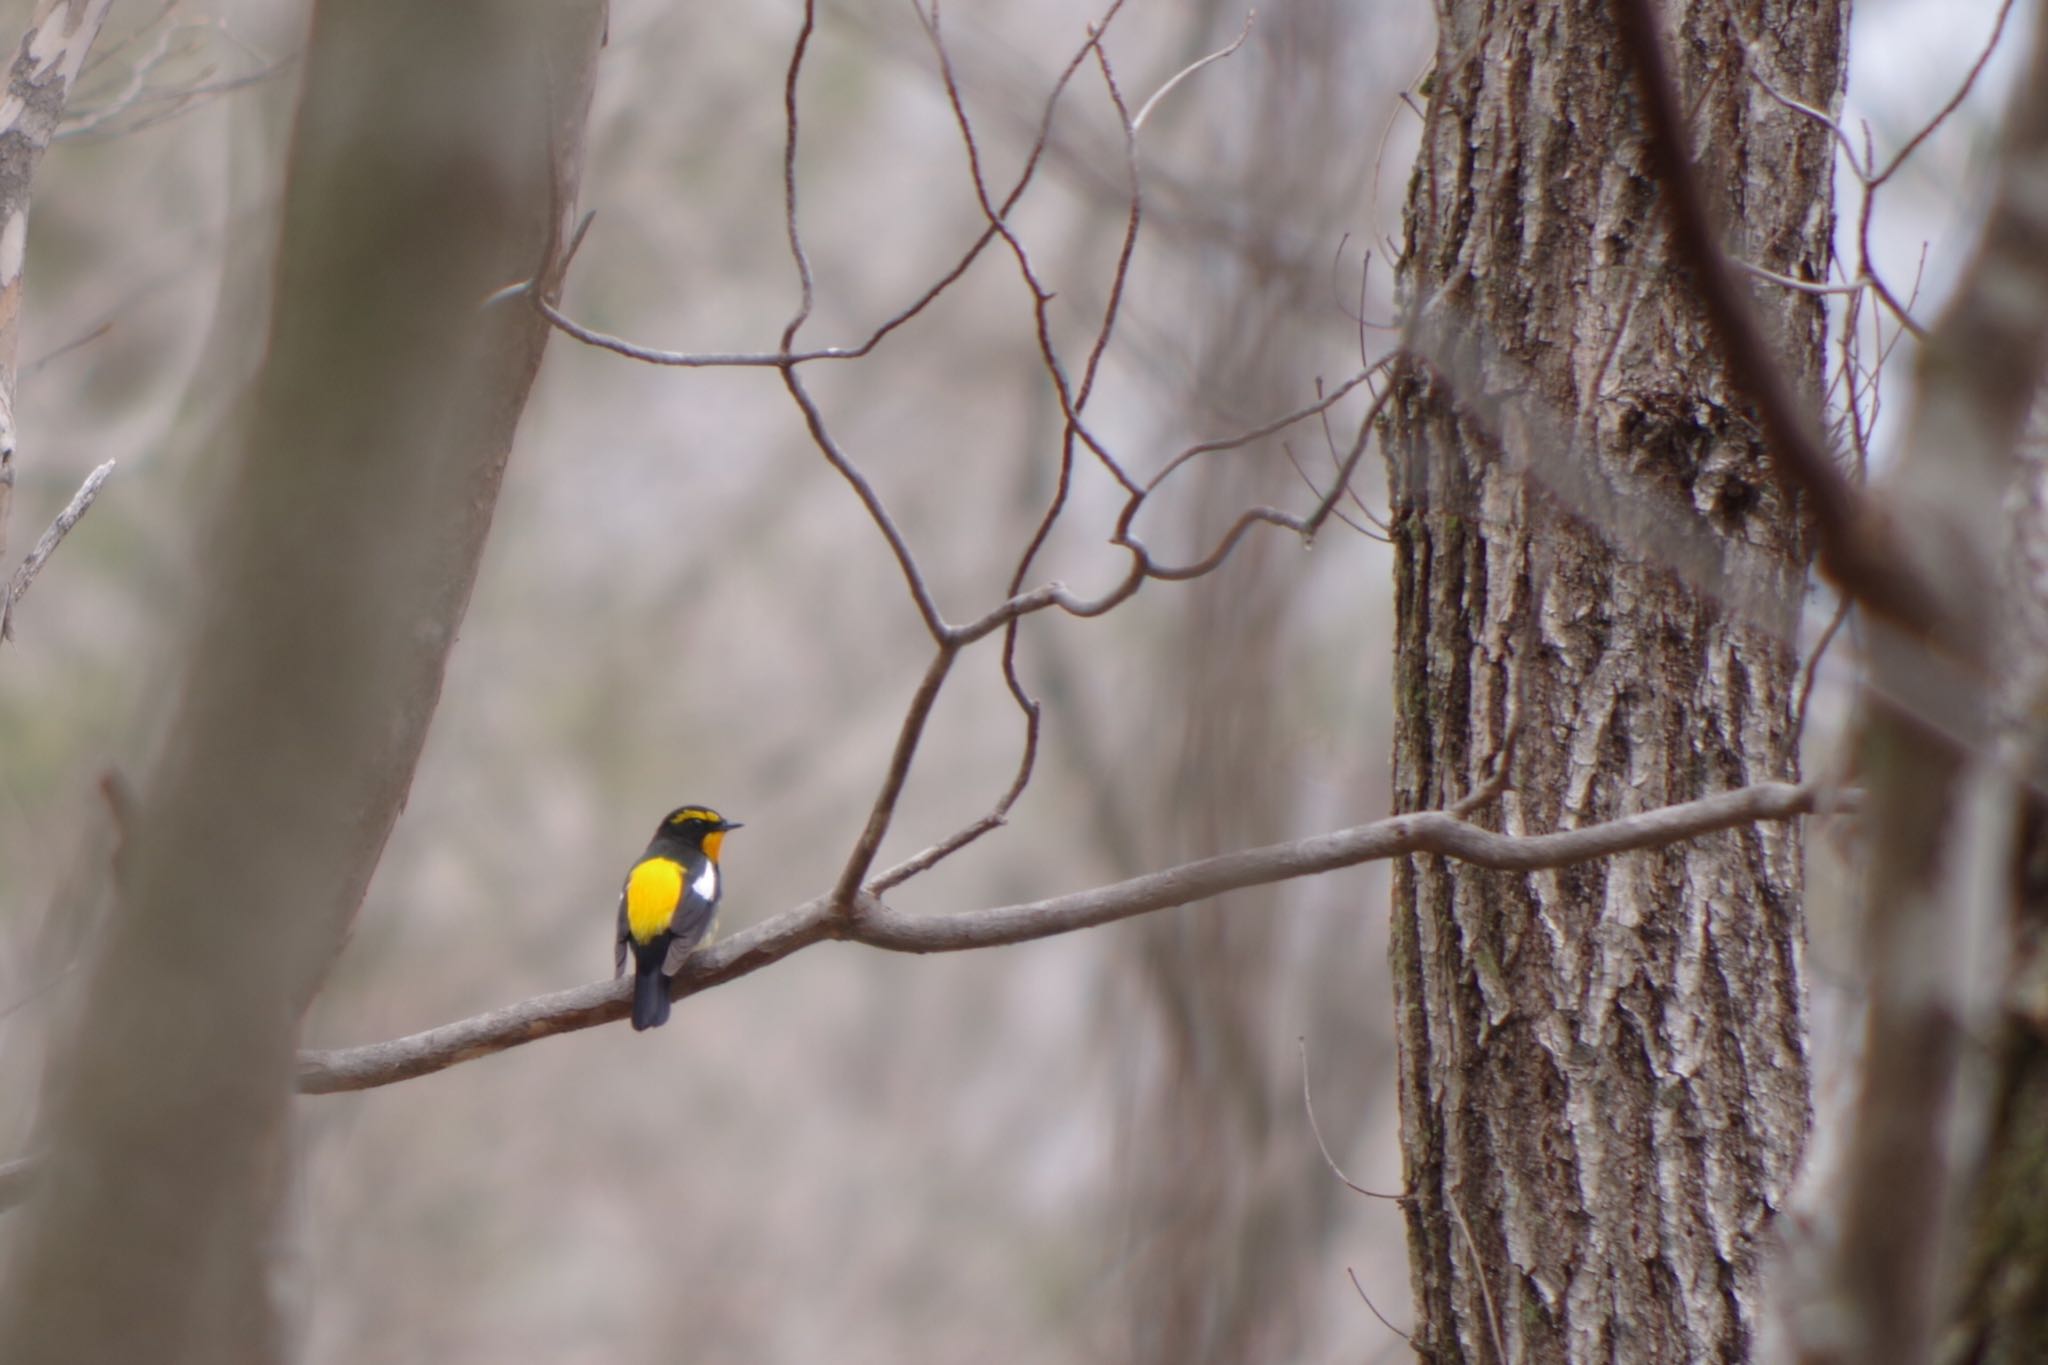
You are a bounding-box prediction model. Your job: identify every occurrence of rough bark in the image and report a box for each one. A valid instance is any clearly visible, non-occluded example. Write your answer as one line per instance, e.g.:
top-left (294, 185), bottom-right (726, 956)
top-left (0, 3), bottom-right (605, 1362)
top-left (1384, 2), bottom-right (1842, 1359)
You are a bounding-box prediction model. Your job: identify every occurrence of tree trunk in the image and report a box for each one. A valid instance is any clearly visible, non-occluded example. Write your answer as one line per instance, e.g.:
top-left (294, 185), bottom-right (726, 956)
top-left (0, 4), bottom-right (605, 1361)
top-left (1384, 2), bottom-right (1842, 1359)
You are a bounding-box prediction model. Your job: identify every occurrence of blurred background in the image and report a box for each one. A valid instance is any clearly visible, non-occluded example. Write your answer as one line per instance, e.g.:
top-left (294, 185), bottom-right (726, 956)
top-left (0, 0), bottom-right (2024, 1361)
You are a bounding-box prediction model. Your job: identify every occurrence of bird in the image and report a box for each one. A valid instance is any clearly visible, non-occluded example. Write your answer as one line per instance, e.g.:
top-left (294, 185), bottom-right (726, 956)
top-left (614, 805), bottom-right (741, 1031)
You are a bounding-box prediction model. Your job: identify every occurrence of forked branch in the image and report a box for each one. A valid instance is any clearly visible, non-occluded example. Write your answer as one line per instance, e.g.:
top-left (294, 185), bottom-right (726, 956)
top-left (296, 779), bottom-right (1834, 1094)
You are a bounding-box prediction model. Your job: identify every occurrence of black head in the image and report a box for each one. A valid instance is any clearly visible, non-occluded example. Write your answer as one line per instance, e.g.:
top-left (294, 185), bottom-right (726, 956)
top-left (653, 805), bottom-right (742, 856)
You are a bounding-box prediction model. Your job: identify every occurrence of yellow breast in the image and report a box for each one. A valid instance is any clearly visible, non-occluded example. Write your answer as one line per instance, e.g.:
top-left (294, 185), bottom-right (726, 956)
top-left (625, 857), bottom-right (684, 944)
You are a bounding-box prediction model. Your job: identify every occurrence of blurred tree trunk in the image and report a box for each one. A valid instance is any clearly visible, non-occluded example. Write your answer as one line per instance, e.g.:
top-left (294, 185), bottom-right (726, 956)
top-left (0, 3), bottom-right (605, 1362)
top-left (1898, 29), bottom-right (2048, 1351)
top-left (1384, 1), bottom-right (1841, 1359)
top-left (1108, 6), bottom-right (1380, 1360)
top-left (1943, 765), bottom-right (2048, 1359)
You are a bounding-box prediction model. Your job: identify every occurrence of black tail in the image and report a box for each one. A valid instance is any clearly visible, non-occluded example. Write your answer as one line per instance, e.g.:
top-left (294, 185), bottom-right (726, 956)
top-left (632, 961), bottom-right (671, 1031)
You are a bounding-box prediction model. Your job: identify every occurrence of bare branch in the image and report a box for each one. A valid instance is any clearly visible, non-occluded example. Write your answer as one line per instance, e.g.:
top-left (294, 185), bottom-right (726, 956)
top-left (0, 458), bottom-right (112, 641)
top-left (0, 0), bottom-right (119, 561)
top-left (1793, 591), bottom-right (1853, 746)
top-left (1130, 9), bottom-right (1253, 134)
top-left (1868, 0), bottom-right (2018, 189)
top-left (776, 0), bottom-right (821, 339)
top-left (1347, 1268), bottom-right (1412, 1347)
top-left (296, 779), bottom-right (1834, 1094)
top-left (919, 0), bottom-right (1142, 498)
top-left (519, 0), bottom-right (1385, 931)
top-left (1730, 257), bottom-right (1866, 299)
top-left (827, 644), bottom-right (957, 914)
top-left (1301, 379), bottom-right (1395, 541)
top-left (820, 0), bottom-right (1151, 897)
top-left (780, 363), bottom-right (948, 641)
top-left (1145, 362), bottom-right (1384, 492)
top-left (1282, 441), bottom-right (1384, 542)
top-left (1299, 1038), bottom-right (1404, 1201)
top-left (1135, 505), bottom-right (1305, 582)
top-left (1075, 32), bottom-right (1138, 412)
top-left (533, 0), bottom-right (1108, 374)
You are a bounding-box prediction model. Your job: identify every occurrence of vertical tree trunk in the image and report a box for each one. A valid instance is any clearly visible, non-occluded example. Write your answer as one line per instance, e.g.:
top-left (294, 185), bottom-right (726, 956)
top-left (1384, 2), bottom-right (1842, 1359)
top-left (0, 4), bottom-right (605, 1362)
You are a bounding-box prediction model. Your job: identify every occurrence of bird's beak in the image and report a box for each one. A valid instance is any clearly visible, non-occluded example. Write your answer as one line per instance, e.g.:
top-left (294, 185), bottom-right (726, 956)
top-left (722, 820), bottom-right (744, 832)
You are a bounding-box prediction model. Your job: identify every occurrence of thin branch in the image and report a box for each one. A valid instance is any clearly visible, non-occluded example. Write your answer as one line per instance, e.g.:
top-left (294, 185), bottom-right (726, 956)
top-left (535, 274), bottom-right (951, 368)
top-left (1348, 1268), bottom-right (1413, 1346)
top-left (1868, 0), bottom-right (2018, 189)
top-left (1733, 36), bottom-right (1865, 179)
top-left (777, 0), bottom-right (820, 340)
top-left (779, 363), bottom-right (947, 641)
top-left (1075, 32), bottom-right (1139, 413)
top-left (1282, 441), bottom-right (1382, 541)
top-left (868, 707), bottom-right (1034, 893)
top-left (296, 779), bottom-right (1835, 1094)
top-left (1145, 362), bottom-right (1384, 492)
top-left (1855, 192), bottom-right (1931, 342)
top-left (0, 459), bottom-right (113, 641)
top-left (1299, 1037), bottom-right (1405, 1201)
top-left (1314, 373), bottom-right (1392, 530)
top-left (533, 0), bottom-right (1107, 374)
top-left (1302, 379), bottom-right (1397, 541)
top-left (1731, 258), bottom-right (1868, 298)
top-left (1130, 9), bottom-right (1254, 134)
top-left (1137, 505), bottom-right (1305, 581)
top-left (827, 644), bottom-right (957, 914)
top-left (1305, 1024), bottom-right (1496, 1357)
top-left (828, 0), bottom-right (1155, 899)
top-left (522, 0), bottom-right (1361, 932)
top-left (20, 318), bottom-right (111, 378)
top-left (920, 0), bottom-right (1142, 497)
top-left (1793, 590), bottom-right (1853, 746)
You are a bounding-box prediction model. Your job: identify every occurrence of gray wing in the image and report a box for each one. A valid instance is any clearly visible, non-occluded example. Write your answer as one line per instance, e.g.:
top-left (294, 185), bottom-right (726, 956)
top-left (660, 895), bottom-right (720, 976)
top-left (613, 889), bottom-right (629, 978)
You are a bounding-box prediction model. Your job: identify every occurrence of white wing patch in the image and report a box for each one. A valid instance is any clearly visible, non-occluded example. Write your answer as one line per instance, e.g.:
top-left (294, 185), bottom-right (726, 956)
top-left (692, 860), bottom-right (719, 900)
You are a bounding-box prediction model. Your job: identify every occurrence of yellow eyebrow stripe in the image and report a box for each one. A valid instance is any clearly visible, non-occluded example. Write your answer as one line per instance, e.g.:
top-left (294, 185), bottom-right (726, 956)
top-left (625, 857), bottom-right (684, 944)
